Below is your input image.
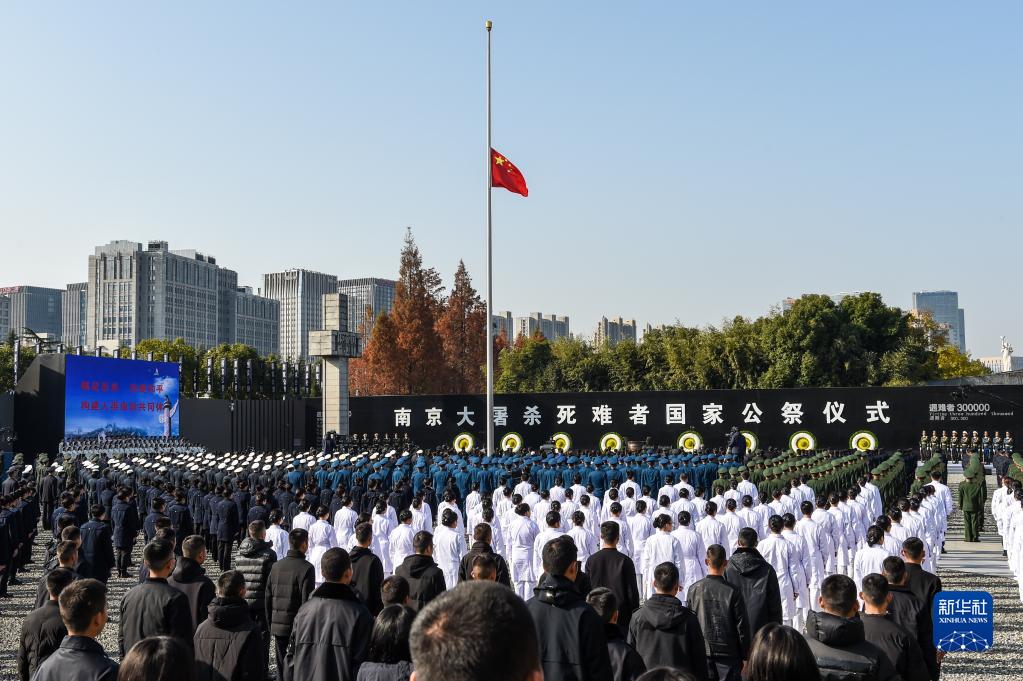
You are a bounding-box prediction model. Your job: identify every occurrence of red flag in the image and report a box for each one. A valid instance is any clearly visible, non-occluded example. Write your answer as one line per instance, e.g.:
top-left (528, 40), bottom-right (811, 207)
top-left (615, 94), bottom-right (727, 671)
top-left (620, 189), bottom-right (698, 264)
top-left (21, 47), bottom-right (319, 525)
top-left (491, 148), bottom-right (528, 197)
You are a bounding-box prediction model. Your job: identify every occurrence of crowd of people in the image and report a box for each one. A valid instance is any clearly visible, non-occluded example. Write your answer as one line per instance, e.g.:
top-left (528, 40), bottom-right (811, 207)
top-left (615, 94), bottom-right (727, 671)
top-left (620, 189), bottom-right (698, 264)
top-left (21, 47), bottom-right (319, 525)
top-left (0, 435), bottom-right (1007, 681)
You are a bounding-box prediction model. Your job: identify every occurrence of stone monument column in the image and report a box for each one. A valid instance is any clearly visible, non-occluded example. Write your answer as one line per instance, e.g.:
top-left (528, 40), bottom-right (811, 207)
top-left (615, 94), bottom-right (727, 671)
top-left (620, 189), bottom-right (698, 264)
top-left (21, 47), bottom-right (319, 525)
top-left (309, 293), bottom-right (361, 439)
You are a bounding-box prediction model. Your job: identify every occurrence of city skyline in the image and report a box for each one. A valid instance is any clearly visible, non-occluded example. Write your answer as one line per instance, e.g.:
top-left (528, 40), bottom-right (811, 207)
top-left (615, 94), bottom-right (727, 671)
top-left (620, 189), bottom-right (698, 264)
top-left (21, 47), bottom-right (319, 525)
top-left (1, 4), bottom-right (1020, 356)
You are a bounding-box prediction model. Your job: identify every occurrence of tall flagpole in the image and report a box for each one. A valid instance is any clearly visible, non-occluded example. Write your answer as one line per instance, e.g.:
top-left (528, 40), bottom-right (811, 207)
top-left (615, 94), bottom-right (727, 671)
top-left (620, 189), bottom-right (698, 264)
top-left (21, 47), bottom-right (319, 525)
top-left (485, 19), bottom-right (495, 457)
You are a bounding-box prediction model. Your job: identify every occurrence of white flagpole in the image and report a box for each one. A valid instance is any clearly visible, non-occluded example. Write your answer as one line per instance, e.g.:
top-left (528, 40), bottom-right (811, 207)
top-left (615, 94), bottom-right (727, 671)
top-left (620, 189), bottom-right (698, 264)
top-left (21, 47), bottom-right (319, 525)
top-left (485, 19), bottom-right (495, 457)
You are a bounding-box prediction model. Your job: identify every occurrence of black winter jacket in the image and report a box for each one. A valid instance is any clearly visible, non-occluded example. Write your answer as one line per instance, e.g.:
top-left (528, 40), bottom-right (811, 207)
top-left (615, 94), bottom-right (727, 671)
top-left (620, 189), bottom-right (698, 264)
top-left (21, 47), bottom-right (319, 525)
top-left (802, 610), bottom-right (899, 681)
top-left (350, 546), bottom-right (385, 616)
top-left (265, 550), bottom-right (315, 637)
top-left (118, 577), bottom-right (194, 656)
top-left (686, 574), bottom-right (751, 661)
top-left (394, 553), bottom-right (446, 612)
top-left (457, 540), bottom-right (512, 586)
top-left (168, 556), bottom-right (217, 630)
top-left (888, 584), bottom-right (937, 681)
top-left (526, 573), bottom-right (613, 681)
top-left (29, 635), bottom-right (119, 681)
top-left (194, 597), bottom-right (266, 681)
top-left (289, 582), bottom-right (374, 681)
top-left (723, 547), bottom-right (782, 636)
top-left (16, 600), bottom-right (67, 681)
top-left (627, 593), bottom-right (708, 681)
top-left (236, 537), bottom-right (277, 618)
top-left (860, 613), bottom-right (929, 681)
top-left (604, 622), bottom-right (646, 681)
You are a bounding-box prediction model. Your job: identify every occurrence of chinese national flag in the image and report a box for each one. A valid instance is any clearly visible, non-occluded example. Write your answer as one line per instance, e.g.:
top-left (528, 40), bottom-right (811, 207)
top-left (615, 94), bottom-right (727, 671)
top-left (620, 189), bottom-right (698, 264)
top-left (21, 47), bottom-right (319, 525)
top-left (491, 148), bottom-right (528, 197)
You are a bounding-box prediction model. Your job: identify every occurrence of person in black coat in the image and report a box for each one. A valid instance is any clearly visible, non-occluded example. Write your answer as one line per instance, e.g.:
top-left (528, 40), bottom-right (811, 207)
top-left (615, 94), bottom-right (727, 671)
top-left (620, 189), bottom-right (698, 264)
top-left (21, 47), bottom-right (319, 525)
top-left (687, 544), bottom-right (750, 681)
top-left (167, 535), bottom-right (216, 631)
top-left (194, 570), bottom-right (266, 681)
top-left (526, 535), bottom-right (613, 681)
top-left (723, 528), bottom-right (782, 636)
top-left (883, 556), bottom-right (938, 681)
top-left (39, 469), bottom-right (60, 532)
top-left (350, 521), bottom-right (385, 615)
top-left (111, 491), bottom-right (140, 578)
top-left (167, 492), bottom-right (194, 555)
top-left (901, 538), bottom-right (942, 613)
top-left (627, 562), bottom-right (708, 681)
top-left (394, 531), bottom-right (447, 612)
top-left (35, 540), bottom-right (82, 608)
top-left (586, 587), bottom-right (646, 681)
top-left (80, 505), bottom-right (115, 583)
top-left (860, 574), bottom-right (929, 681)
top-left (31, 578), bottom-right (119, 681)
top-left (118, 540), bottom-right (193, 656)
top-left (216, 489), bottom-right (240, 571)
top-left (585, 522), bottom-right (641, 634)
top-left (17, 568), bottom-right (73, 681)
top-left (266, 528), bottom-right (315, 681)
top-left (457, 523), bottom-right (511, 586)
top-left (236, 519), bottom-right (277, 643)
top-left (290, 547), bottom-right (374, 681)
top-left (144, 497), bottom-right (169, 543)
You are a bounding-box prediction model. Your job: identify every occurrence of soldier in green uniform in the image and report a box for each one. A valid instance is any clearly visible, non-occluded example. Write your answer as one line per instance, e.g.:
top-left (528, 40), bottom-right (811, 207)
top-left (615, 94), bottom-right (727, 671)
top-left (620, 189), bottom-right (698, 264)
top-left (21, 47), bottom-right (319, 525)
top-left (958, 470), bottom-right (984, 541)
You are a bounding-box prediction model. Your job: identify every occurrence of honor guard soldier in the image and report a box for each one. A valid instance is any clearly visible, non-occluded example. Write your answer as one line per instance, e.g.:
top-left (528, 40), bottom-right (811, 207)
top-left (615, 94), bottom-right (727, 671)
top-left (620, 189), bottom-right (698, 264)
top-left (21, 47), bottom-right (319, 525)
top-left (993, 432), bottom-right (1003, 456)
top-left (920, 430), bottom-right (930, 461)
top-left (939, 431), bottom-right (949, 457)
top-left (983, 431), bottom-right (992, 462)
top-left (971, 431), bottom-right (981, 458)
top-left (930, 431), bottom-right (939, 457)
top-left (949, 431), bottom-right (960, 462)
top-left (961, 432), bottom-right (970, 463)
top-left (1005, 431), bottom-right (1014, 454)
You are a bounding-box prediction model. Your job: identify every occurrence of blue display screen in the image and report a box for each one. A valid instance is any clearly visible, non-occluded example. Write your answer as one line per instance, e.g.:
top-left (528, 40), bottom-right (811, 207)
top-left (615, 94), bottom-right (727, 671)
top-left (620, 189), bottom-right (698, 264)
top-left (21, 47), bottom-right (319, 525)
top-left (64, 355), bottom-right (180, 437)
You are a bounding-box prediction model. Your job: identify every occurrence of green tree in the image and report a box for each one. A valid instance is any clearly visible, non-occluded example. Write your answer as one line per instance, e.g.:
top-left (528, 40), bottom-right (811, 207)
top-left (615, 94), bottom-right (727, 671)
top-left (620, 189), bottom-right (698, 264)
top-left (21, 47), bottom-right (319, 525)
top-left (0, 343), bottom-right (37, 392)
top-left (936, 345), bottom-right (991, 379)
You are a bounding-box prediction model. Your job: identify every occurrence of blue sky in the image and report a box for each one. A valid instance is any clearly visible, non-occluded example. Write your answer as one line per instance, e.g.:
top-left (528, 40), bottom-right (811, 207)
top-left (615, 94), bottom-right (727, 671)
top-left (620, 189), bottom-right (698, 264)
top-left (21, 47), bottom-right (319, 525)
top-left (1, 2), bottom-right (1019, 357)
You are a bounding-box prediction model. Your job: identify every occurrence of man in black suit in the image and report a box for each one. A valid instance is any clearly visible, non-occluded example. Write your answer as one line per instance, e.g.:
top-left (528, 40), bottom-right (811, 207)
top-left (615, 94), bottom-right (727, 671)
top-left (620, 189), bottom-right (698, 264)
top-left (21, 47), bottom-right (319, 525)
top-left (585, 521), bottom-right (640, 634)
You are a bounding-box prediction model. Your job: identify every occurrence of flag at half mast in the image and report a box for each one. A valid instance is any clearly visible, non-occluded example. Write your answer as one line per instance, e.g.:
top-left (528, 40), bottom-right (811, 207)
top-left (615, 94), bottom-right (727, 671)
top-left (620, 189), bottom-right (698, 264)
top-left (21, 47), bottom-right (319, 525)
top-left (491, 148), bottom-right (528, 197)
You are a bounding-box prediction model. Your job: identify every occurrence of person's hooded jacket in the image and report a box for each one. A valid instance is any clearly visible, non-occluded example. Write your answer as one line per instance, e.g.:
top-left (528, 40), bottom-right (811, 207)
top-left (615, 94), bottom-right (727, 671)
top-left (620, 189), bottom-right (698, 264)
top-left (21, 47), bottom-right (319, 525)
top-left (802, 610), bottom-right (899, 681)
top-left (603, 622), bottom-right (646, 681)
top-left (265, 549), bottom-right (315, 637)
top-left (626, 593), bottom-right (708, 681)
top-left (393, 553), bottom-right (446, 612)
top-left (525, 573), bottom-right (613, 681)
top-left (236, 537), bottom-right (277, 619)
top-left (167, 555), bottom-right (216, 631)
top-left (194, 596), bottom-right (266, 681)
top-left (723, 547), bottom-right (782, 635)
top-left (289, 582), bottom-right (373, 681)
top-left (350, 545), bottom-right (385, 615)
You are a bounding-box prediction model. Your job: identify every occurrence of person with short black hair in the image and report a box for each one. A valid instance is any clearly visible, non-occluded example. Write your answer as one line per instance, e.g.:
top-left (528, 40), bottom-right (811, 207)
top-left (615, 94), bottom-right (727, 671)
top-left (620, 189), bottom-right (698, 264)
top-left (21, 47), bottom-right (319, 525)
top-left (900, 537), bottom-right (942, 620)
top-left (724, 528), bottom-right (782, 637)
top-left (686, 545), bottom-right (750, 681)
top-left (394, 530), bottom-right (447, 612)
top-left (357, 604), bottom-right (416, 681)
top-left (586, 521), bottom-right (641, 635)
top-left (627, 562), bottom-right (707, 680)
top-left (32, 578), bottom-right (119, 681)
top-left (882, 555), bottom-right (937, 681)
top-left (411, 581), bottom-right (542, 681)
top-left (167, 535), bottom-right (216, 631)
top-left (743, 622), bottom-right (819, 681)
top-left (802, 574), bottom-right (898, 681)
top-left (527, 535), bottom-right (613, 681)
top-left (266, 527), bottom-right (315, 681)
top-left (587, 587), bottom-right (646, 681)
top-left (35, 539), bottom-right (82, 608)
top-left (351, 521), bottom-right (385, 615)
top-left (236, 518), bottom-right (277, 647)
top-left (381, 575), bottom-right (411, 607)
top-left (458, 522), bottom-right (511, 586)
top-left (194, 569), bottom-right (266, 681)
top-left (118, 635), bottom-right (194, 681)
top-left (18, 567), bottom-right (73, 681)
top-left (80, 505), bottom-right (115, 584)
top-left (290, 547), bottom-right (373, 681)
top-left (860, 573), bottom-right (929, 681)
top-left (118, 540), bottom-right (193, 656)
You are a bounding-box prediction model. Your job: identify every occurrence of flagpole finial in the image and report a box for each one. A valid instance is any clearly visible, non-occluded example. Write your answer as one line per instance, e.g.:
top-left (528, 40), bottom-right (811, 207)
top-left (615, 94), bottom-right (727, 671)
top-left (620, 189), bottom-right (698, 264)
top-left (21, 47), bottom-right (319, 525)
top-left (485, 20), bottom-right (492, 31)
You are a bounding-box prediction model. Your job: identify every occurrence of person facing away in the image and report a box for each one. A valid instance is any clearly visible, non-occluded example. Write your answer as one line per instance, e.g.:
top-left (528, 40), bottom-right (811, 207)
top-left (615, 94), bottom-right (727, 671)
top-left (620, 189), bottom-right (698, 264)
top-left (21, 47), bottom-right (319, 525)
top-left (118, 539), bottom-right (193, 656)
top-left (527, 534), bottom-right (614, 681)
top-left (882, 555), bottom-right (938, 681)
top-left (17, 567), bottom-right (73, 681)
top-left (290, 546), bottom-right (374, 681)
top-left (393, 530), bottom-right (447, 612)
top-left (167, 534), bottom-right (216, 632)
top-left (350, 520), bottom-right (385, 615)
top-left (118, 635), bottom-right (194, 681)
top-left (235, 519), bottom-right (277, 640)
top-left (723, 527), bottom-right (782, 637)
top-left (859, 573), bottom-right (929, 681)
top-left (685, 544), bottom-right (750, 681)
top-left (31, 578), bottom-right (119, 681)
top-left (627, 562), bottom-right (708, 681)
top-left (458, 522), bottom-right (512, 586)
top-left (266, 527), bottom-right (315, 681)
top-left (802, 574), bottom-right (899, 681)
top-left (355, 604), bottom-right (416, 681)
top-left (742, 622), bottom-right (820, 681)
top-left (193, 569), bottom-right (267, 681)
top-left (409, 581), bottom-right (543, 681)
top-left (585, 520), bottom-right (641, 635)
top-left (586, 587), bottom-right (647, 681)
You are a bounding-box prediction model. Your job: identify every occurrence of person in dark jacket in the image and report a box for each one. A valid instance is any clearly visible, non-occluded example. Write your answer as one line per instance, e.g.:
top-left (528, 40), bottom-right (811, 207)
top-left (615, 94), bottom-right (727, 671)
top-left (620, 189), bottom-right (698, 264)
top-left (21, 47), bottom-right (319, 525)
top-left (31, 578), bottom-right (119, 681)
top-left (627, 562), bottom-right (708, 681)
top-left (883, 556), bottom-right (938, 681)
top-left (236, 519), bottom-right (277, 642)
top-left (35, 539), bottom-right (82, 608)
top-left (351, 521), bottom-right (385, 615)
top-left (458, 522), bottom-right (511, 586)
top-left (216, 489), bottom-right (240, 571)
top-left (526, 535), bottom-right (613, 681)
top-left (110, 490), bottom-right (140, 578)
top-left (17, 567), bottom-right (74, 681)
top-left (860, 574), bottom-right (929, 681)
top-left (266, 528), bottom-right (315, 681)
top-left (144, 497), bottom-right (169, 543)
top-left (290, 547), bottom-right (374, 681)
top-left (194, 570), bottom-right (266, 681)
top-left (118, 539), bottom-right (194, 656)
top-left (723, 528), bottom-right (782, 636)
top-left (80, 505), bottom-right (115, 583)
top-left (687, 544), bottom-right (750, 681)
top-left (39, 467), bottom-right (60, 532)
top-left (394, 530), bottom-right (447, 612)
top-left (167, 491), bottom-right (195, 555)
top-left (356, 604), bottom-right (415, 681)
top-left (167, 534), bottom-right (216, 630)
top-left (586, 587), bottom-right (646, 681)
top-left (585, 521), bottom-right (641, 634)
top-left (901, 538), bottom-right (942, 612)
top-left (803, 574), bottom-right (899, 681)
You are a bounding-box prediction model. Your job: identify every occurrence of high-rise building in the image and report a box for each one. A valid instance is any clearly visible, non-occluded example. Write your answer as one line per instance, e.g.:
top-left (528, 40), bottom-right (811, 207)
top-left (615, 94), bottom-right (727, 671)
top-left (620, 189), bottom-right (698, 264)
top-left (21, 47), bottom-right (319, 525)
top-left (0, 285), bottom-right (63, 338)
top-left (86, 240), bottom-right (239, 351)
top-left (263, 269), bottom-right (338, 360)
top-left (514, 312), bottom-right (570, 342)
top-left (337, 277), bottom-right (397, 335)
top-left (234, 286), bottom-right (280, 356)
top-left (491, 310), bottom-right (514, 342)
top-left (594, 316), bottom-right (637, 347)
top-left (0, 295), bottom-right (10, 339)
top-left (912, 290), bottom-right (966, 352)
top-left (62, 282), bottom-right (88, 348)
